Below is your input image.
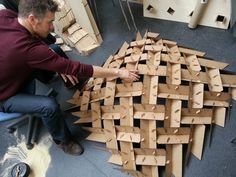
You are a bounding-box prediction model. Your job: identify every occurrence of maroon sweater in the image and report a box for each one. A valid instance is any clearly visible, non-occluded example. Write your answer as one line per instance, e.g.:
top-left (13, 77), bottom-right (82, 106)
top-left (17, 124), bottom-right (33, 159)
top-left (0, 10), bottom-right (93, 100)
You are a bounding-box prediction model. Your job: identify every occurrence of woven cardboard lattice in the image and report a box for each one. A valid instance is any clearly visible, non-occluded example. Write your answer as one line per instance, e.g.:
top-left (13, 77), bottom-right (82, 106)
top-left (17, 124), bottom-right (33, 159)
top-left (68, 32), bottom-right (236, 177)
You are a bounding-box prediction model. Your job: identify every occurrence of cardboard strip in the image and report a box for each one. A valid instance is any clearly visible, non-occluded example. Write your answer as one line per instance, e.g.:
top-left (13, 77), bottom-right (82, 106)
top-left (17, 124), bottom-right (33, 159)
top-left (120, 97), bottom-right (134, 126)
top-left (116, 82), bottom-right (143, 97)
top-left (206, 68), bottom-right (223, 92)
top-left (120, 142), bottom-right (136, 170)
top-left (80, 91), bottom-right (90, 111)
top-left (102, 55), bottom-right (114, 68)
top-left (103, 120), bottom-right (118, 150)
top-left (144, 45), bottom-right (163, 52)
top-left (158, 84), bottom-right (189, 100)
top-left (192, 83), bottom-right (204, 108)
top-left (170, 100), bottom-right (182, 127)
top-left (89, 102), bottom-right (102, 127)
top-left (117, 131), bottom-right (140, 143)
top-left (204, 91), bottom-right (230, 107)
top-left (134, 104), bottom-right (165, 120)
top-left (198, 57), bottom-right (228, 69)
top-left (164, 99), bottom-right (172, 128)
top-left (104, 81), bottom-right (116, 105)
top-left (166, 55), bottom-right (228, 69)
top-left (93, 78), bottom-right (105, 90)
top-left (231, 87), bottom-right (236, 100)
top-left (168, 45), bottom-right (181, 62)
top-left (163, 39), bottom-right (177, 45)
top-left (117, 42), bottom-right (129, 58)
top-left (82, 127), bottom-right (105, 143)
top-left (157, 128), bottom-right (190, 144)
top-left (141, 75), bottom-right (158, 104)
top-left (165, 145), bottom-right (172, 177)
top-left (171, 63), bottom-right (181, 85)
top-left (125, 53), bottom-right (149, 63)
top-left (108, 60), bottom-right (123, 69)
top-left (178, 46), bottom-right (205, 57)
top-left (90, 88), bottom-right (105, 102)
top-left (213, 107), bottom-right (226, 127)
top-left (184, 54), bottom-right (201, 72)
top-left (147, 32), bottom-right (160, 40)
top-left (191, 125), bottom-right (205, 160)
top-left (138, 64), bottom-right (166, 76)
top-left (140, 120), bottom-right (156, 148)
top-left (221, 74), bottom-right (236, 87)
top-left (172, 144), bottom-right (183, 177)
top-left (135, 152), bottom-right (166, 166)
top-left (101, 105), bottom-right (120, 113)
top-left (181, 108), bottom-right (213, 124)
top-left (130, 39), bottom-right (153, 47)
top-left (124, 54), bottom-right (141, 63)
top-left (108, 153), bottom-right (122, 165)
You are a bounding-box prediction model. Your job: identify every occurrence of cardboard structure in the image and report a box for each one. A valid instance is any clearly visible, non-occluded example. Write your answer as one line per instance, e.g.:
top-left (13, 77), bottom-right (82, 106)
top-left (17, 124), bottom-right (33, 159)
top-left (68, 31), bottom-right (236, 177)
top-left (54, 0), bottom-right (101, 55)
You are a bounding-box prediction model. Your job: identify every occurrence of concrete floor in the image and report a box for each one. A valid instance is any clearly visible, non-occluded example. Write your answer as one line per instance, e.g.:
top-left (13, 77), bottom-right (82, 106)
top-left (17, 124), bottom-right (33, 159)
top-left (1, 0), bottom-right (236, 177)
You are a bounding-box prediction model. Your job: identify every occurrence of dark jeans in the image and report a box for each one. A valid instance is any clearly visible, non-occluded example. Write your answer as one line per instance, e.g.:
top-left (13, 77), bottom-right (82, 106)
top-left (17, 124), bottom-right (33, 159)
top-left (0, 80), bottom-right (72, 144)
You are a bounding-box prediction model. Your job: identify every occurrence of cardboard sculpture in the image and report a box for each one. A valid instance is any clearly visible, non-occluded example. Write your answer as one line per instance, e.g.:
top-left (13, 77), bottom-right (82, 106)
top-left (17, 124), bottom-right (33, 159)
top-left (67, 31), bottom-right (236, 177)
top-left (54, 0), bottom-right (101, 55)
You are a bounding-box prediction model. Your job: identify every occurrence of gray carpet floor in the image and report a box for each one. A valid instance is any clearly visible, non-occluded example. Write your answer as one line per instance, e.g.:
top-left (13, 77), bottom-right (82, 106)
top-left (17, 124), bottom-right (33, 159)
top-left (1, 0), bottom-right (236, 177)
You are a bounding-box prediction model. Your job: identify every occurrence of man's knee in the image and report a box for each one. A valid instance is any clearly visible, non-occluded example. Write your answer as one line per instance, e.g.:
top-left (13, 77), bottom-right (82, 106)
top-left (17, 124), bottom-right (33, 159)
top-left (41, 97), bottom-right (59, 117)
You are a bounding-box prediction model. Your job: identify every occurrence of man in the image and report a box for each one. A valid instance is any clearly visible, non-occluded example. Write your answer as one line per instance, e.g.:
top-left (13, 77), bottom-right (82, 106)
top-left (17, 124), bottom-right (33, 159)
top-left (0, 0), bottom-right (139, 155)
top-left (0, 0), bottom-right (71, 85)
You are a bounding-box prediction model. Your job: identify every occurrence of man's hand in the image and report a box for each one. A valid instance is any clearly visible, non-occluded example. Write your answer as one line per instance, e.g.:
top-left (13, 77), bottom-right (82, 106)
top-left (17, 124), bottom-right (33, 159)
top-left (60, 74), bottom-right (79, 86)
top-left (118, 69), bottom-right (139, 82)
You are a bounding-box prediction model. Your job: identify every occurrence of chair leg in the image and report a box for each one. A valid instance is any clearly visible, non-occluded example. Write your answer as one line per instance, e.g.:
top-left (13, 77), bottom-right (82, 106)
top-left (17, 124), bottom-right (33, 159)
top-left (6, 115), bottom-right (29, 133)
top-left (32, 118), bottom-right (41, 143)
top-left (7, 115), bottom-right (28, 133)
top-left (26, 116), bottom-right (35, 149)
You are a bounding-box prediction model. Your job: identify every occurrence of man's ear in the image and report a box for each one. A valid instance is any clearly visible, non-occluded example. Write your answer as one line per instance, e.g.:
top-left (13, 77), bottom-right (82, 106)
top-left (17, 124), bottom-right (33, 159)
top-left (27, 14), bottom-right (37, 26)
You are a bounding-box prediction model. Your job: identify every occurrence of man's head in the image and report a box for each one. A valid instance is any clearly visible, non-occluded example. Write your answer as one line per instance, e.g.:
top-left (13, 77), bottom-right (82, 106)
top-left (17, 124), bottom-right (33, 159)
top-left (18, 0), bottom-right (59, 38)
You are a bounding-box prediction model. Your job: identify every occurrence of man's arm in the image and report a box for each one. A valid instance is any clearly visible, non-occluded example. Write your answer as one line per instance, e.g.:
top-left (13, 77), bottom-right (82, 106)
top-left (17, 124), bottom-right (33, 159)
top-left (61, 65), bottom-right (139, 87)
top-left (92, 66), bottom-right (139, 82)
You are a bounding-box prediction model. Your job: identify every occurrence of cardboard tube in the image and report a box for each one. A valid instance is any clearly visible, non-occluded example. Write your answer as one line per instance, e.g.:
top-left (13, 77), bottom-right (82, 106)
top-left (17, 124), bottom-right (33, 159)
top-left (188, 0), bottom-right (209, 29)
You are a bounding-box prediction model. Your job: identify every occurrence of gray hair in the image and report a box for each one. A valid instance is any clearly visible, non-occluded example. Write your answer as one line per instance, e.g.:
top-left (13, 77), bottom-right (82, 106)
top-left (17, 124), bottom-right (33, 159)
top-left (18, 0), bottom-right (59, 19)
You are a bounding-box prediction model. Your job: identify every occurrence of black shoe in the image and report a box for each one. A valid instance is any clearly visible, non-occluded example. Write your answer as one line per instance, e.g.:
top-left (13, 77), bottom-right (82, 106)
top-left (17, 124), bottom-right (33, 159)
top-left (57, 141), bottom-right (84, 156)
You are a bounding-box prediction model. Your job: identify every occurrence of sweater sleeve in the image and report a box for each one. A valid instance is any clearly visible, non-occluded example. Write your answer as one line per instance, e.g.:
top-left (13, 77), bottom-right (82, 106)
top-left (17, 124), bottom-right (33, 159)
top-left (26, 42), bottom-right (93, 78)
